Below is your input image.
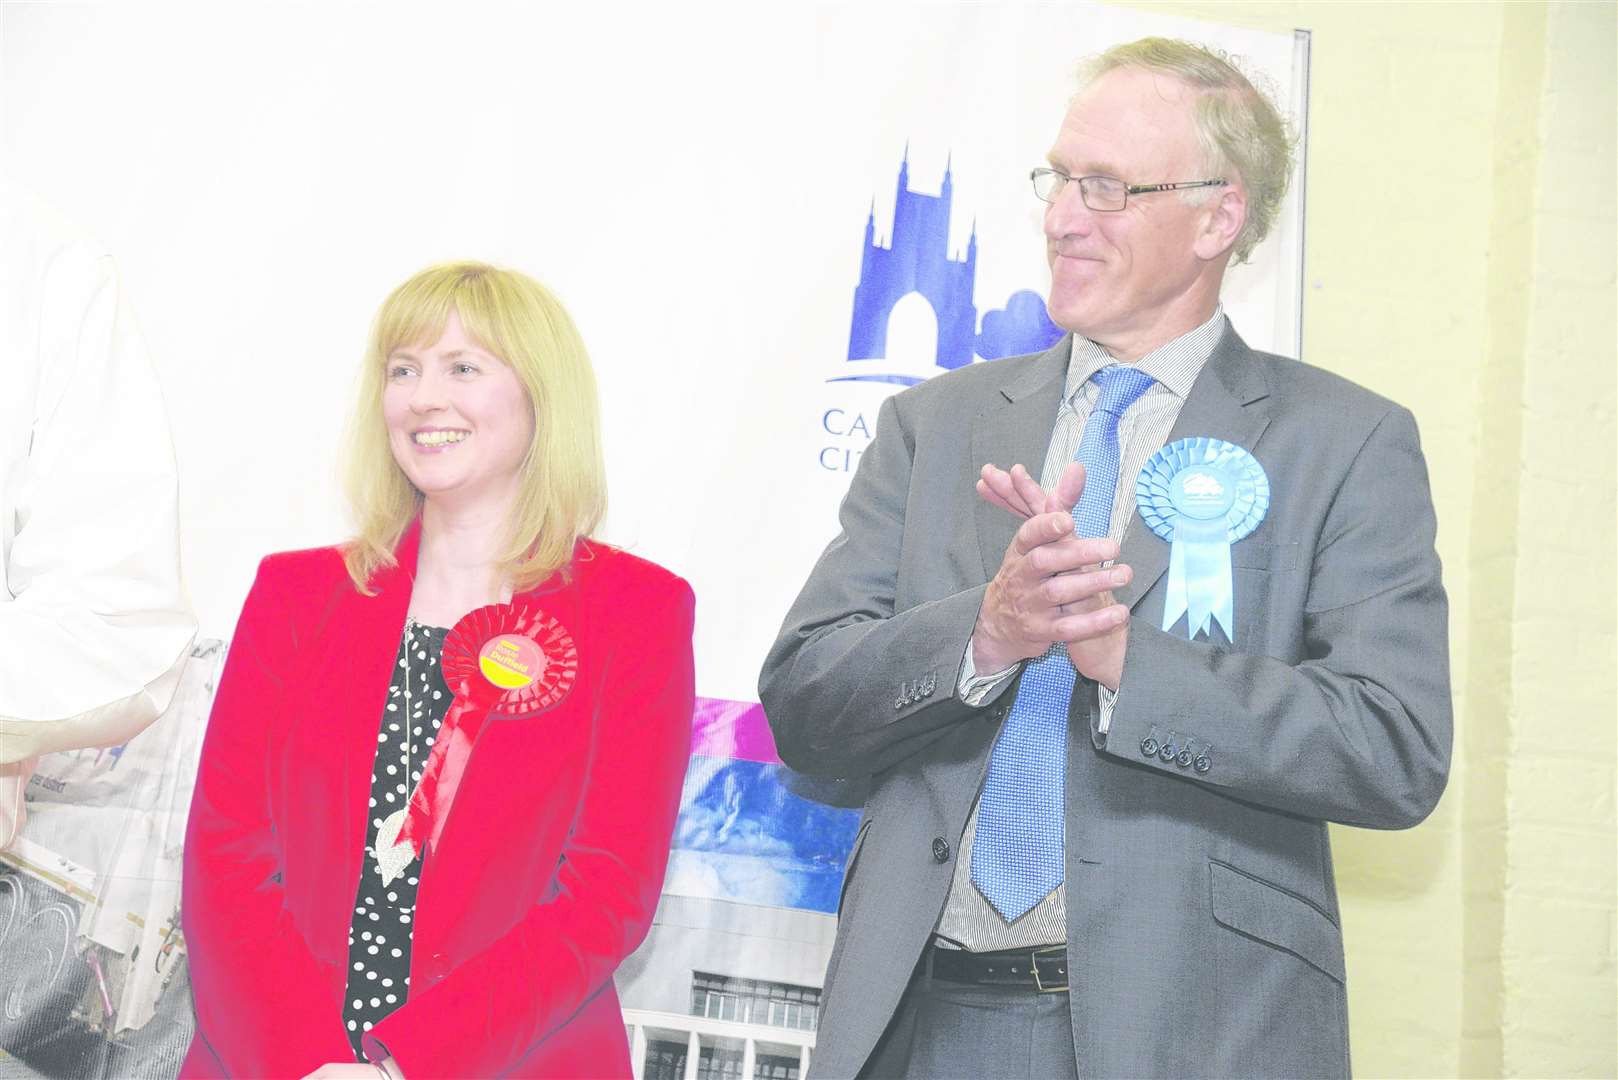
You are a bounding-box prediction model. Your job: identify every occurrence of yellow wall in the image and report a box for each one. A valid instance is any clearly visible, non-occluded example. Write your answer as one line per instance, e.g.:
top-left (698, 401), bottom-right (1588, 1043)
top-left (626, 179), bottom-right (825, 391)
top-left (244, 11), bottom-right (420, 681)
top-left (1112, 2), bottom-right (1617, 1075)
top-left (1499, 3), bottom-right (1616, 1074)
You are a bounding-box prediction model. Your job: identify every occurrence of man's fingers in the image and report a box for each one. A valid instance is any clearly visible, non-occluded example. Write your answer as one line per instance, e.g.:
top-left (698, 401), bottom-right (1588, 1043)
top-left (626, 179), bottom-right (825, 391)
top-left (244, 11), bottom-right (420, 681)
top-left (1052, 602), bottom-right (1130, 642)
top-left (1038, 565), bottom-right (1131, 607)
top-left (1011, 510), bottom-right (1078, 556)
top-left (1014, 522), bottom-right (1121, 568)
top-left (979, 463), bottom-right (1087, 524)
top-left (1008, 464), bottom-right (1048, 517)
top-left (975, 478), bottom-right (1024, 518)
top-left (1001, 464), bottom-right (1039, 518)
top-left (1052, 461), bottom-right (1086, 514)
top-left (985, 466), bottom-right (1034, 517)
top-left (979, 464), bottom-right (1040, 519)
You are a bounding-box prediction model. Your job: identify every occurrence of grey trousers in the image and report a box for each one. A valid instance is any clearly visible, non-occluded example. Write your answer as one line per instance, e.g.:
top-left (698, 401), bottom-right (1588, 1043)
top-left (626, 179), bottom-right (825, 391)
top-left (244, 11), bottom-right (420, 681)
top-left (859, 964), bottom-right (1080, 1080)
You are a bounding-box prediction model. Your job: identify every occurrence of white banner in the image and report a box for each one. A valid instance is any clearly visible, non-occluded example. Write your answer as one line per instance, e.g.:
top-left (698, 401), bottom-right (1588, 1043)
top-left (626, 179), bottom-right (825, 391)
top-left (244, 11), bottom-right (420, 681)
top-left (4, 5), bottom-right (1306, 1077)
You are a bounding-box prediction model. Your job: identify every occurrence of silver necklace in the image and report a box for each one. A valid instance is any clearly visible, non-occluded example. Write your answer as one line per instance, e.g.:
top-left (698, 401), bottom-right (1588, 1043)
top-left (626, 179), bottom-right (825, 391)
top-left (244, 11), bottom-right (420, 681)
top-left (372, 617), bottom-right (422, 886)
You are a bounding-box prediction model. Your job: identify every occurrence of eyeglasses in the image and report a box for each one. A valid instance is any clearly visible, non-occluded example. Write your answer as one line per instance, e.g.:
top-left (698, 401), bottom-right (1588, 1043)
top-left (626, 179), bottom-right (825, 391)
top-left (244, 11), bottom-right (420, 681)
top-left (1030, 168), bottom-right (1227, 212)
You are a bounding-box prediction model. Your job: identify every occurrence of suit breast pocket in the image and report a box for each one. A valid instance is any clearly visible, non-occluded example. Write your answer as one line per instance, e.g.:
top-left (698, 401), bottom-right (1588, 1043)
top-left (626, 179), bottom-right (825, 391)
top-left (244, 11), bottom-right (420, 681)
top-left (1230, 540), bottom-right (1304, 650)
top-left (1231, 539), bottom-right (1300, 572)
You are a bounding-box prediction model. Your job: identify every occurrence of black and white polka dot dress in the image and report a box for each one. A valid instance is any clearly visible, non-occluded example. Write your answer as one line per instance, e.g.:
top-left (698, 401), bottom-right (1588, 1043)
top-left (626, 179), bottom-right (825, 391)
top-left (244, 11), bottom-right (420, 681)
top-left (343, 617), bottom-right (450, 1060)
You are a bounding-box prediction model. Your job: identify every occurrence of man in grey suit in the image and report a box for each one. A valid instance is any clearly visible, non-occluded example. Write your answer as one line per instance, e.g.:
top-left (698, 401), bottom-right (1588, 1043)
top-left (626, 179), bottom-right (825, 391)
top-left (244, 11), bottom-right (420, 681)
top-left (759, 37), bottom-right (1451, 1080)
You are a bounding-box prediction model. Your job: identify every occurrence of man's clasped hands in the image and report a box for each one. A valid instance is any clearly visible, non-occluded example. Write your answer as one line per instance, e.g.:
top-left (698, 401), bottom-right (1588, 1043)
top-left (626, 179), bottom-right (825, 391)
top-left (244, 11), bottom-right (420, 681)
top-left (971, 461), bottom-right (1135, 691)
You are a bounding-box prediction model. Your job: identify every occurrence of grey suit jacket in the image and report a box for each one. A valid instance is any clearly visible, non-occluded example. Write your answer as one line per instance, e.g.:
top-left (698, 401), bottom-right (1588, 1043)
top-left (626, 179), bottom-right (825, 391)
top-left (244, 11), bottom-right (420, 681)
top-left (759, 326), bottom-right (1452, 1079)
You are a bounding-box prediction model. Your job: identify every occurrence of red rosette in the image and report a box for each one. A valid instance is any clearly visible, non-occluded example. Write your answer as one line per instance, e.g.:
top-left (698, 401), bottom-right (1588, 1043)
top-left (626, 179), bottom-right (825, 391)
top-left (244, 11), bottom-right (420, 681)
top-left (441, 603), bottom-right (578, 719)
top-left (395, 602), bottom-right (578, 859)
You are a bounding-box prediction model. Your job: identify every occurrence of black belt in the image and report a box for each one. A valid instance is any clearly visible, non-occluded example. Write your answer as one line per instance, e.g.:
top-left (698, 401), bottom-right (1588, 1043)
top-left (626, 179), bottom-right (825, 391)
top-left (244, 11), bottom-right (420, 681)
top-left (927, 943), bottom-right (1069, 993)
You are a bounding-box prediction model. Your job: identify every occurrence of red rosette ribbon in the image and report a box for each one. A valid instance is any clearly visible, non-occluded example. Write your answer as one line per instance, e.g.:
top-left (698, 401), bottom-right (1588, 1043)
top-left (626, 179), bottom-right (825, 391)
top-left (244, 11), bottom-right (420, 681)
top-left (394, 602), bottom-right (578, 859)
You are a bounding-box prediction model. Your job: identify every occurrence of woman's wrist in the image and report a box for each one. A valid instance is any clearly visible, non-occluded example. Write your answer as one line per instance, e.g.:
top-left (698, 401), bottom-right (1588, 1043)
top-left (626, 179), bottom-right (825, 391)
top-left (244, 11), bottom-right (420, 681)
top-left (371, 1054), bottom-right (404, 1080)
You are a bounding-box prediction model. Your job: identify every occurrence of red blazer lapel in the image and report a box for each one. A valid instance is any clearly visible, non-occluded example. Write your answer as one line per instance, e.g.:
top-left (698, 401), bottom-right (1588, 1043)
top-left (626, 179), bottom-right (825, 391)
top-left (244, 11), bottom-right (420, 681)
top-left (332, 521), bottom-right (419, 904)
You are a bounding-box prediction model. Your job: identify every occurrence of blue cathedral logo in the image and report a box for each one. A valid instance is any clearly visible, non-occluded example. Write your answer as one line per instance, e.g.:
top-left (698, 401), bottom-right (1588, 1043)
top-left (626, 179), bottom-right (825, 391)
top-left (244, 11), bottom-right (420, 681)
top-left (834, 150), bottom-right (1065, 386)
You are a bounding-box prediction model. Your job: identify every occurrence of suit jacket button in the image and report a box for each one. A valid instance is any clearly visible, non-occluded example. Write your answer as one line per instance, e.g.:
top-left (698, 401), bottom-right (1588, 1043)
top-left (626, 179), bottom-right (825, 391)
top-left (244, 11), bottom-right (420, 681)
top-left (1194, 754), bottom-right (1212, 774)
top-left (1175, 749), bottom-right (1193, 768)
top-left (931, 837), bottom-right (951, 862)
top-left (1141, 737), bottom-right (1159, 757)
top-left (1159, 741), bottom-right (1177, 763)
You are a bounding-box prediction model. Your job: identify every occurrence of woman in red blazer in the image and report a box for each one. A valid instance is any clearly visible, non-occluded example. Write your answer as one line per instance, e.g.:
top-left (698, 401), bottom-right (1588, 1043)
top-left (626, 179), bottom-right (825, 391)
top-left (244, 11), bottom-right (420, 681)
top-left (180, 263), bottom-right (695, 1079)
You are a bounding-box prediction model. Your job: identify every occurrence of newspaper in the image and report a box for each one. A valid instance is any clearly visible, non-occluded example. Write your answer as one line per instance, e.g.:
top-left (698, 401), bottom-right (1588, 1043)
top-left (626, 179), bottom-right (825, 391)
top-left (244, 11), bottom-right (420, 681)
top-left (0, 639), bottom-right (221, 1078)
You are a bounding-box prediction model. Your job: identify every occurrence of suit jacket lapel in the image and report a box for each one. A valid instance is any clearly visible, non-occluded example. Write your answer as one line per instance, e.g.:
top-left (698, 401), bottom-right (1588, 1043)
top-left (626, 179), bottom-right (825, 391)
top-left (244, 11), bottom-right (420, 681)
top-left (971, 336), bottom-right (1073, 581)
top-left (1114, 325), bottom-right (1272, 611)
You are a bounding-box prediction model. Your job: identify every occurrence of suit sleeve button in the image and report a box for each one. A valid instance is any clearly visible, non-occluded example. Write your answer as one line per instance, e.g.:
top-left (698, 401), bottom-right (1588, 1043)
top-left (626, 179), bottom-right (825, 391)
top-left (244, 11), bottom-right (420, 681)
top-left (1140, 737), bottom-right (1159, 757)
top-left (1158, 741), bottom-right (1177, 763)
top-left (931, 837), bottom-right (951, 862)
top-left (1175, 749), bottom-right (1193, 768)
top-left (1194, 754), bottom-right (1212, 774)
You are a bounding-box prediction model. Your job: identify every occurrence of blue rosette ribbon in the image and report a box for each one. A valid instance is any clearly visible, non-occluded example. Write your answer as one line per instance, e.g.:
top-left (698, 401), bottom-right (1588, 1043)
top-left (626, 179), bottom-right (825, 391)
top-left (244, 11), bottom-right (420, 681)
top-left (1136, 438), bottom-right (1270, 642)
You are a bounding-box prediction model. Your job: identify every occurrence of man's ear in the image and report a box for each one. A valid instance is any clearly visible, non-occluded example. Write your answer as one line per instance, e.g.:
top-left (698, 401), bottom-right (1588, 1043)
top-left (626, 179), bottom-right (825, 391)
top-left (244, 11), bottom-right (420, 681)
top-left (1194, 183), bottom-right (1247, 262)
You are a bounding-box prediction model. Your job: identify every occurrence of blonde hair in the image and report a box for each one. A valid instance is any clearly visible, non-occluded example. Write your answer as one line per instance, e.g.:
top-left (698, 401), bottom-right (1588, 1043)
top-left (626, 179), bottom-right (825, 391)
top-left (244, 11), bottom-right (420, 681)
top-left (1082, 37), bottom-right (1296, 264)
top-left (342, 261), bottom-right (606, 594)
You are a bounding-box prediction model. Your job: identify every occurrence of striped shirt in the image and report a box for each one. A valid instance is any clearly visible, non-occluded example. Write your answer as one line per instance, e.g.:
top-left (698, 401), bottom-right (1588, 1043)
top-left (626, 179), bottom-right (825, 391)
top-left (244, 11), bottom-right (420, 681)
top-left (936, 306), bottom-right (1226, 952)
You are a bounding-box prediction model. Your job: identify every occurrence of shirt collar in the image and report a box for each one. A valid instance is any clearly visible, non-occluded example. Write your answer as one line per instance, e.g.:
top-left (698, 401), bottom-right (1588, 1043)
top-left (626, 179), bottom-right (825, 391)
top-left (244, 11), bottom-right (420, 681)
top-left (1062, 304), bottom-right (1226, 406)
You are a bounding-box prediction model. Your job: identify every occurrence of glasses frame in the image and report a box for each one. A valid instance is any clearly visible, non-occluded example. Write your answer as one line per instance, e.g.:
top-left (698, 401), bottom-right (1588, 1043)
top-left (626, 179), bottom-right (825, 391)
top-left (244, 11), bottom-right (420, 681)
top-left (1030, 167), bottom-right (1227, 212)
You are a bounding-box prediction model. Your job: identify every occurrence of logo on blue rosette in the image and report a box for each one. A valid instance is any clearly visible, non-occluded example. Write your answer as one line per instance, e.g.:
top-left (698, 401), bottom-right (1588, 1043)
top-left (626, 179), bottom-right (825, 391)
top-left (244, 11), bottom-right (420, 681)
top-left (1136, 438), bottom-right (1269, 642)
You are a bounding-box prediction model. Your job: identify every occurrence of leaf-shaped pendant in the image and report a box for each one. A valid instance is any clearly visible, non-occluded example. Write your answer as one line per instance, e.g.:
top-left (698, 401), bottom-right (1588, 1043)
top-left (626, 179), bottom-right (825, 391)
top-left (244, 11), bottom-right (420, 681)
top-left (373, 808), bottom-right (414, 886)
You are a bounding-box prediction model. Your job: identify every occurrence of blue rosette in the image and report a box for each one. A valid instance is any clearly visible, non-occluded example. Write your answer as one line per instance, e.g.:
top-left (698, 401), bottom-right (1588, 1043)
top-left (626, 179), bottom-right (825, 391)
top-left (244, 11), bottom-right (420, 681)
top-left (1136, 438), bottom-right (1270, 642)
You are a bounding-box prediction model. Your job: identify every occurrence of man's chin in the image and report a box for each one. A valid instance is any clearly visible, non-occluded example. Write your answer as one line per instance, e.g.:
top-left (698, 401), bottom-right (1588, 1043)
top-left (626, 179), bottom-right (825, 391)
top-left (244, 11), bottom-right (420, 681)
top-left (1045, 301), bottom-right (1095, 338)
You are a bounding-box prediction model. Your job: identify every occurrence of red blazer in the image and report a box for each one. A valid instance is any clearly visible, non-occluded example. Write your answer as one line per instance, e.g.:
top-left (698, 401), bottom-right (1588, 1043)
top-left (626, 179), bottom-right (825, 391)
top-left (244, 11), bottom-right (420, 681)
top-left (180, 525), bottom-right (695, 1078)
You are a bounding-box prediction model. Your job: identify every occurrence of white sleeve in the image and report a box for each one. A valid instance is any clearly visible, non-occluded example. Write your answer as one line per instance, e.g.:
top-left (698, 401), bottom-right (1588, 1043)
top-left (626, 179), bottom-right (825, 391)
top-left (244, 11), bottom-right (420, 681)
top-left (956, 636), bottom-right (1020, 706)
top-left (0, 203), bottom-right (195, 727)
top-left (1096, 682), bottom-right (1117, 733)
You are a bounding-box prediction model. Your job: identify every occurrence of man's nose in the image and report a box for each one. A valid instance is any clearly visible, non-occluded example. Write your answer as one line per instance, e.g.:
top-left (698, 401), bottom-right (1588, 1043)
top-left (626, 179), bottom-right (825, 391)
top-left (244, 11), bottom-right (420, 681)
top-left (1044, 181), bottom-right (1095, 239)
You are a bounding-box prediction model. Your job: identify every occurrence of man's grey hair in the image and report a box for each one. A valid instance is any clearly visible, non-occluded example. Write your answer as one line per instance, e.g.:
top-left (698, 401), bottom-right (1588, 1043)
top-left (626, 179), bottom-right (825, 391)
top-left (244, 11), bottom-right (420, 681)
top-left (1081, 37), bottom-right (1296, 265)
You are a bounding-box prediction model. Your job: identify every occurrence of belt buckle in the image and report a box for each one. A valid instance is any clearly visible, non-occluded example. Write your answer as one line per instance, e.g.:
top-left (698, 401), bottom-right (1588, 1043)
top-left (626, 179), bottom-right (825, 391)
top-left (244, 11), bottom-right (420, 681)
top-left (1030, 944), bottom-right (1068, 994)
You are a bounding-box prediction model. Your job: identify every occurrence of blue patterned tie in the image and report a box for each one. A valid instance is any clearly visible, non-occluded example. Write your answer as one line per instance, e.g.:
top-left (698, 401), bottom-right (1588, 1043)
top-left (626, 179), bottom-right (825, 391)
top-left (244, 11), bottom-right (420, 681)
top-left (971, 365), bottom-right (1157, 921)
